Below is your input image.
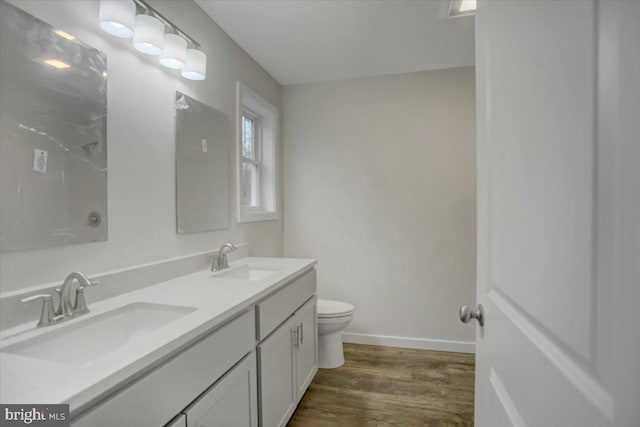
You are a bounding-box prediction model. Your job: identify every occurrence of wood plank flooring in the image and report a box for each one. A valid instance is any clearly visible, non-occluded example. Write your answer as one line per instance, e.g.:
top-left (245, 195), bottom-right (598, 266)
top-left (288, 343), bottom-right (475, 427)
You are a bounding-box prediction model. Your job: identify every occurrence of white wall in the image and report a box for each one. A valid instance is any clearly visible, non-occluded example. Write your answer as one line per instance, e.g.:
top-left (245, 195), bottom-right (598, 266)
top-left (283, 68), bottom-right (476, 351)
top-left (0, 0), bottom-right (283, 293)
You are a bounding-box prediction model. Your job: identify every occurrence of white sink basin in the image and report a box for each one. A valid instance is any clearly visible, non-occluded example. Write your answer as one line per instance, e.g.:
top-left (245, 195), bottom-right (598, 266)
top-left (214, 264), bottom-right (278, 281)
top-left (2, 302), bottom-right (196, 366)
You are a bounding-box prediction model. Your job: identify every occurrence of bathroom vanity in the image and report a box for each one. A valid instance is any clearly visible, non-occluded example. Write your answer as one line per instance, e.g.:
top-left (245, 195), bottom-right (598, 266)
top-left (0, 257), bottom-right (317, 427)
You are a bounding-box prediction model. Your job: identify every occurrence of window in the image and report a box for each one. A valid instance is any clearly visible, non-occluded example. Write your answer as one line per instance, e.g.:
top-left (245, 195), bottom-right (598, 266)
top-left (236, 82), bottom-right (278, 222)
top-left (241, 112), bottom-right (260, 208)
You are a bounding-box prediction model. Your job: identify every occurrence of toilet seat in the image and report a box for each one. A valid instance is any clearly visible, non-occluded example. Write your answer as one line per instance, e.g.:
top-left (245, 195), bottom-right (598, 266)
top-left (318, 299), bottom-right (354, 318)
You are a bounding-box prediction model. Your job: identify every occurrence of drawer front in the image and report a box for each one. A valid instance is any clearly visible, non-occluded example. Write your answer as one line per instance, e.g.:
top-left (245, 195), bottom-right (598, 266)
top-left (72, 310), bottom-right (255, 427)
top-left (256, 269), bottom-right (316, 341)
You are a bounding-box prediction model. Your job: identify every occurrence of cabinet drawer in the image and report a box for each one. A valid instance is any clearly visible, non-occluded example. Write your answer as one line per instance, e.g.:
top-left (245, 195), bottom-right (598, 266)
top-left (72, 310), bottom-right (255, 427)
top-left (256, 269), bottom-right (316, 341)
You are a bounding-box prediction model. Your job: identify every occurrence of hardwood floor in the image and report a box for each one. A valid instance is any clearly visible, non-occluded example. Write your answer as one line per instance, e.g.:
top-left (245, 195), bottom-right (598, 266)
top-left (288, 343), bottom-right (475, 427)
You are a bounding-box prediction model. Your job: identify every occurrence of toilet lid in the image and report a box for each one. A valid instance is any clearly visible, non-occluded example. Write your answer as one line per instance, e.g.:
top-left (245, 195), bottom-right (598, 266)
top-left (317, 299), bottom-right (354, 317)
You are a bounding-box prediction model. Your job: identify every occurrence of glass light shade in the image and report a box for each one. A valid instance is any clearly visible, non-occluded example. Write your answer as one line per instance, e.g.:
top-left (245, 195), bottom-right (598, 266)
top-left (99, 0), bottom-right (135, 38)
top-left (159, 34), bottom-right (187, 69)
top-left (181, 49), bottom-right (206, 80)
top-left (133, 14), bottom-right (164, 55)
top-left (459, 0), bottom-right (476, 12)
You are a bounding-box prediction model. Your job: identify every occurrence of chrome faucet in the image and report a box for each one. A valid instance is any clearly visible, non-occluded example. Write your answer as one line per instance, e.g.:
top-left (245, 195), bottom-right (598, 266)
top-left (21, 271), bottom-right (98, 327)
top-left (59, 272), bottom-right (98, 316)
top-left (211, 243), bottom-right (237, 272)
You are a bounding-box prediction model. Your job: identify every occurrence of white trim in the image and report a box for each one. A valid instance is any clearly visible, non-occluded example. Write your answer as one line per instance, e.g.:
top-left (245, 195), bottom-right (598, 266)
top-left (238, 210), bottom-right (279, 223)
top-left (342, 332), bottom-right (475, 354)
top-left (236, 82), bottom-right (279, 223)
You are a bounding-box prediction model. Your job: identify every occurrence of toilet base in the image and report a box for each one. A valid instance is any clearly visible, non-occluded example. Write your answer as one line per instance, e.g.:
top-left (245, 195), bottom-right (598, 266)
top-left (318, 332), bottom-right (345, 369)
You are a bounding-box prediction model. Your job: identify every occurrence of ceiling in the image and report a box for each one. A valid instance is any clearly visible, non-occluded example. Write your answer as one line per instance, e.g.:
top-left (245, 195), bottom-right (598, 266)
top-left (196, 0), bottom-right (475, 86)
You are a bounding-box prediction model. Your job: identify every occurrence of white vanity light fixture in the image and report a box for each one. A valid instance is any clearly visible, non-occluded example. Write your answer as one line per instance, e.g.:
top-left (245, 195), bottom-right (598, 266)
top-left (98, 0), bottom-right (206, 80)
top-left (99, 0), bottom-right (136, 38)
top-left (133, 14), bottom-right (164, 55)
top-left (159, 33), bottom-right (187, 69)
top-left (181, 48), bottom-right (207, 80)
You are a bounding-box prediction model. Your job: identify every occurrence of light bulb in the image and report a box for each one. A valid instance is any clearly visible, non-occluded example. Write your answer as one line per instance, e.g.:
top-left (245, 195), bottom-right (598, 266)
top-left (160, 34), bottom-right (187, 69)
top-left (181, 49), bottom-right (206, 80)
top-left (99, 0), bottom-right (136, 38)
top-left (133, 14), bottom-right (164, 55)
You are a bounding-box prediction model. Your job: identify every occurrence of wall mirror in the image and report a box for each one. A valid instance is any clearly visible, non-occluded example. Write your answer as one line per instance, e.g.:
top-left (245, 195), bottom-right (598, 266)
top-left (175, 92), bottom-right (230, 233)
top-left (0, 1), bottom-right (108, 252)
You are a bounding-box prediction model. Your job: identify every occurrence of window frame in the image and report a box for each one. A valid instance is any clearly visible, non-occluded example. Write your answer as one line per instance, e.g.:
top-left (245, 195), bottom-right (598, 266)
top-left (236, 82), bottom-right (279, 223)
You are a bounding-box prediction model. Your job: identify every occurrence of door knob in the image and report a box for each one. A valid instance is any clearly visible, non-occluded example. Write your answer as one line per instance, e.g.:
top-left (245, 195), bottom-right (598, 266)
top-left (459, 304), bottom-right (484, 326)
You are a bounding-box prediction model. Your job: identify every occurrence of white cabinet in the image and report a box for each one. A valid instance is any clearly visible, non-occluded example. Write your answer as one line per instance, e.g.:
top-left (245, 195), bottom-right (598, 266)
top-left (258, 296), bottom-right (318, 427)
top-left (257, 317), bottom-right (298, 427)
top-left (69, 265), bottom-right (317, 427)
top-left (294, 297), bottom-right (317, 402)
top-left (183, 353), bottom-right (258, 427)
top-left (256, 270), bottom-right (317, 340)
top-left (73, 310), bottom-right (255, 427)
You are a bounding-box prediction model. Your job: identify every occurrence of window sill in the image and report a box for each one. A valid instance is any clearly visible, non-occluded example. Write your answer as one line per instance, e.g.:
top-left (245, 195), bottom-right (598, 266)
top-left (238, 210), bottom-right (278, 223)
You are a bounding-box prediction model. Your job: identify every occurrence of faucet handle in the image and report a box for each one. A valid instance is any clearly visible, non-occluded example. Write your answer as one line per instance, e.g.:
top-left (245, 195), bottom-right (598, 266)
top-left (220, 253), bottom-right (230, 269)
top-left (21, 294), bottom-right (57, 327)
top-left (211, 254), bottom-right (221, 272)
top-left (73, 288), bottom-right (89, 315)
top-left (54, 288), bottom-right (63, 315)
top-left (21, 294), bottom-right (52, 303)
top-left (74, 281), bottom-right (98, 315)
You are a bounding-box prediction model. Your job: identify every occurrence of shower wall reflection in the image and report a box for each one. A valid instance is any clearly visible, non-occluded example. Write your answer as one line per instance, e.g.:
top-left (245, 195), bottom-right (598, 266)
top-left (0, 0), bottom-right (108, 252)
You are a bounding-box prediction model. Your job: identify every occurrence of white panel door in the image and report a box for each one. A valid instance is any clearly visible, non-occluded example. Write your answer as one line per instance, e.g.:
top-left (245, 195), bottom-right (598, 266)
top-left (473, 1), bottom-right (640, 426)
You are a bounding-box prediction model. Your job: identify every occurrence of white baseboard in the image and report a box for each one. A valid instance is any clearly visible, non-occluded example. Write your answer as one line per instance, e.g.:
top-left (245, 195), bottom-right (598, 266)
top-left (342, 332), bottom-right (475, 354)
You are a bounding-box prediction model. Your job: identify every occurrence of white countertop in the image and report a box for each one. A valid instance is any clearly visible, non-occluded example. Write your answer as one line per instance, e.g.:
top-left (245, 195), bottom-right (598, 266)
top-left (0, 257), bottom-right (316, 415)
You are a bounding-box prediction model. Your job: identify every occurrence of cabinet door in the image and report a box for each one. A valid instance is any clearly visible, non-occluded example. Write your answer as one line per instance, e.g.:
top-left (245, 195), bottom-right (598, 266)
top-left (184, 353), bottom-right (258, 427)
top-left (165, 414), bottom-right (186, 427)
top-left (294, 296), bottom-right (317, 402)
top-left (257, 316), bottom-right (296, 427)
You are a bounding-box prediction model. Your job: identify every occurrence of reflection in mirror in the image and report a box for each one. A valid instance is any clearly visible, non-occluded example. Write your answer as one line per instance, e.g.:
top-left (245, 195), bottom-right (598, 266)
top-left (0, 0), bottom-right (108, 252)
top-left (175, 92), bottom-right (230, 233)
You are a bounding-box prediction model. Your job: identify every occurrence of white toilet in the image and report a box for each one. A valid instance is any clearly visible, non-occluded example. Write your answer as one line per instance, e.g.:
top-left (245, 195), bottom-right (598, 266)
top-left (317, 299), bottom-right (354, 369)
